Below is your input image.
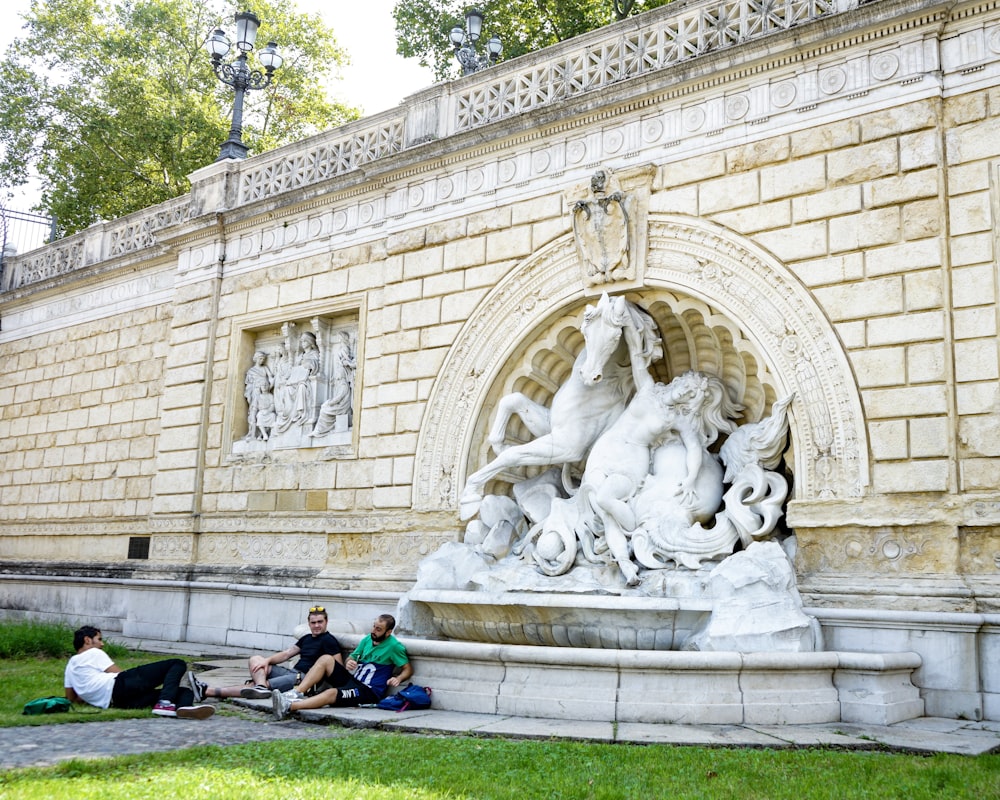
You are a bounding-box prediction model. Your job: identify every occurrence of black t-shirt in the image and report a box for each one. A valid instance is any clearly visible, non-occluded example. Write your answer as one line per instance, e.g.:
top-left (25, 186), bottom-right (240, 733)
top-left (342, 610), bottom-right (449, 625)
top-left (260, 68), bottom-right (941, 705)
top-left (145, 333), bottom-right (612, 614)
top-left (292, 631), bottom-right (342, 673)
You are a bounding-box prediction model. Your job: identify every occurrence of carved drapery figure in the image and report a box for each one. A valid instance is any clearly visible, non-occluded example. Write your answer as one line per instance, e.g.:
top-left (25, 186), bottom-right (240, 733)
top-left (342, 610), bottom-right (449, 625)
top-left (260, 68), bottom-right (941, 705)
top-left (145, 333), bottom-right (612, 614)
top-left (273, 325), bottom-right (321, 435)
top-left (243, 350), bottom-right (275, 441)
top-left (310, 330), bottom-right (356, 437)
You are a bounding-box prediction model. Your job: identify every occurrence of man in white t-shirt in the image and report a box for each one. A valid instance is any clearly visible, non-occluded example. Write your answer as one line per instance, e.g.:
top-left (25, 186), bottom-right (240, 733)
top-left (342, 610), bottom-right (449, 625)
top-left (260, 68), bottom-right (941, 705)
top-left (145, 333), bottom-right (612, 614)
top-left (64, 625), bottom-right (214, 719)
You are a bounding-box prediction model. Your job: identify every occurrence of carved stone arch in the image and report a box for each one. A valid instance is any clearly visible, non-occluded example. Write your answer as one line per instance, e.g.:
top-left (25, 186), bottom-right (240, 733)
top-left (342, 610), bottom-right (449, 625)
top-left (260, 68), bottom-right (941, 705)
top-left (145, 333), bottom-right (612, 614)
top-left (414, 213), bottom-right (867, 512)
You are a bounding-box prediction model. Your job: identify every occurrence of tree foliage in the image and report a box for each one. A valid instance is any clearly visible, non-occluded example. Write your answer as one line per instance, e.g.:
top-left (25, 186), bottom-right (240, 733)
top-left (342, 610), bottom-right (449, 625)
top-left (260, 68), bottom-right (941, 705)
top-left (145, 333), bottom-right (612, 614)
top-left (0, 0), bottom-right (358, 235)
top-left (393, 0), bottom-right (671, 80)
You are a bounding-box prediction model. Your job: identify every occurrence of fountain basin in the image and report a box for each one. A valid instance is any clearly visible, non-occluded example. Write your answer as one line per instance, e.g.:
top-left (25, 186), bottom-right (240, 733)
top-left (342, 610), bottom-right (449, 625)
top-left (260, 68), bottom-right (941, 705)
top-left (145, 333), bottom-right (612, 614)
top-left (404, 589), bottom-right (714, 650)
top-left (365, 634), bottom-right (926, 725)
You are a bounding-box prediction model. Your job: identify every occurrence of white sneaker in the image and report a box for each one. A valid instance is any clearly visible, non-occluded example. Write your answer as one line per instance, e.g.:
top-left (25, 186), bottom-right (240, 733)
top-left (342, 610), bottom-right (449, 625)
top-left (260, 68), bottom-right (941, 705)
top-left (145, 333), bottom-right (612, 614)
top-left (271, 688), bottom-right (292, 721)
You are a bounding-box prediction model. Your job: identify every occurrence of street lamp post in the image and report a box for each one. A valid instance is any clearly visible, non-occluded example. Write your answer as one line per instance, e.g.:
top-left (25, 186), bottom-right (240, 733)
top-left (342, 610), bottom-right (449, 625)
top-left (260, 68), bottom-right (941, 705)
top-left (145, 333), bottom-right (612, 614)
top-left (205, 11), bottom-right (283, 161)
top-left (449, 8), bottom-right (502, 76)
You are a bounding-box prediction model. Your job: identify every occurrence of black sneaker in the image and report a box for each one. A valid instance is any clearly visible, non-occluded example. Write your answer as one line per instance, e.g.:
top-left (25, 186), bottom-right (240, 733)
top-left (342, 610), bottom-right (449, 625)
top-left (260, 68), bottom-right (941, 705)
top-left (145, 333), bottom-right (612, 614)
top-left (186, 670), bottom-right (207, 703)
top-left (240, 684), bottom-right (272, 700)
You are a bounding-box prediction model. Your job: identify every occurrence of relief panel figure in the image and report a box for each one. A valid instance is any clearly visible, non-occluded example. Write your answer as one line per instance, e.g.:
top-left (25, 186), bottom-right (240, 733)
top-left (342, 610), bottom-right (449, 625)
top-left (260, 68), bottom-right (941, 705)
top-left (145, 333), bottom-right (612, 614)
top-left (233, 319), bottom-right (358, 454)
top-left (243, 350), bottom-right (275, 441)
top-left (310, 330), bottom-right (357, 437)
top-left (273, 324), bottom-right (321, 436)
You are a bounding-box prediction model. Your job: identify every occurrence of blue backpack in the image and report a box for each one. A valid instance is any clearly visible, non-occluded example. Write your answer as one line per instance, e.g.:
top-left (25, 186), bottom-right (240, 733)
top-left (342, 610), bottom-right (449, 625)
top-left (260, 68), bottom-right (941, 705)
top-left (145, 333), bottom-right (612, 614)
top-left (376, 683), bottom-right (432, 712)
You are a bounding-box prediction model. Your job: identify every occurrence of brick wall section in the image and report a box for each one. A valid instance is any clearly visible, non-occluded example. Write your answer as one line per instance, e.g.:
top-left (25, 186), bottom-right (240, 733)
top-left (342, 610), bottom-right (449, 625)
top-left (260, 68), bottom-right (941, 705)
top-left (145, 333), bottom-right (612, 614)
top-left (658, 97), bottom-right (975, 494)
top-left (0, 305), bottom-right (169, 521)
top-left (946, 88), bottom-right (1000, 492)
top-left (377, 195), bottom-right (564, 511)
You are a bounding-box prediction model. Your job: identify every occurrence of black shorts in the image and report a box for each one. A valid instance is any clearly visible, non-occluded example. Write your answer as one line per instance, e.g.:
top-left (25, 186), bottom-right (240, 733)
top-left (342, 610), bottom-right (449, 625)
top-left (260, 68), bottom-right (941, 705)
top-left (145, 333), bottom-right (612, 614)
top-left (316, 660), bottom-right (379, 706)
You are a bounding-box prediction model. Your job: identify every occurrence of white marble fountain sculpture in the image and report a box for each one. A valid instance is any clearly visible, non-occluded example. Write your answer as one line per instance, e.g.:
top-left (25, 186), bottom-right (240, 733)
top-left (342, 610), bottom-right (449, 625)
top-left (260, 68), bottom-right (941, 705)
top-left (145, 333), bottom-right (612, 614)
top-left (404, 293), bottom-right (818, 652)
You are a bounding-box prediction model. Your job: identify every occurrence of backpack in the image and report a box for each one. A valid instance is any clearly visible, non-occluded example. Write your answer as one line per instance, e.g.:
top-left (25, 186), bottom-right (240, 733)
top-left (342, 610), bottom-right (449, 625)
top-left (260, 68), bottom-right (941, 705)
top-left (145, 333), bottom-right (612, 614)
top-left (376, 683), bottom-right (432, 712)
top-left (23, 696), bottom-right (72, 715)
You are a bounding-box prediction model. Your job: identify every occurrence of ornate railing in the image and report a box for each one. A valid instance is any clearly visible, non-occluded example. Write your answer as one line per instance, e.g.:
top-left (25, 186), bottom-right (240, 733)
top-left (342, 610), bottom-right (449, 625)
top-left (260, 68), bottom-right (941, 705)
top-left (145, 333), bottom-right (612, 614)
top-left (0, 194), bottom-right (192, 292)
top-left (453, 0), bottom-right (841, 131)
top-left (239, 118), bottom-right (406, 204)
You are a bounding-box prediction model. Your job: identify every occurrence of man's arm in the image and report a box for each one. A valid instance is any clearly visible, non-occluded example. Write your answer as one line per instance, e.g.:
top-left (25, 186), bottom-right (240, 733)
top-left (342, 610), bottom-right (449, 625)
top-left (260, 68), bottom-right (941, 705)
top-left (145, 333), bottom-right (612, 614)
top-left (65, 686), bottom-right (82, 703)
top-left (267, 644), bottom-right (301, 665)
top-left (387, 661), bottom-right (413, 688)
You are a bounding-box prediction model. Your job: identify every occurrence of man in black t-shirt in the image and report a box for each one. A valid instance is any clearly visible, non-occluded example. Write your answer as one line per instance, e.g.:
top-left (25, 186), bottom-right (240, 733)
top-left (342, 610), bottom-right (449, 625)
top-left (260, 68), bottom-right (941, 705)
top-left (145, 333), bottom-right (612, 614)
top-left (190, 605), bottom-right (342, 701)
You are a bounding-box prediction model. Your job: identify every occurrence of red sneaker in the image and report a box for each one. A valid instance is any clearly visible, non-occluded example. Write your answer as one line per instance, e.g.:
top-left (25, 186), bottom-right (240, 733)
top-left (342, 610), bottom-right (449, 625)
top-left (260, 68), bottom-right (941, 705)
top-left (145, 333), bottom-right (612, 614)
top-left (152, 701), bottom-right (177, 717)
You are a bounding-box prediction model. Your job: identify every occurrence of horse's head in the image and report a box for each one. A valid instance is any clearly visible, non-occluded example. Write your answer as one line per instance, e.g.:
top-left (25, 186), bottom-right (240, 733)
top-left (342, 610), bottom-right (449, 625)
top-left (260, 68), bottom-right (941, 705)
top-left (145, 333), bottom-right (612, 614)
top-left (578, 293), bottom-right (628, 385)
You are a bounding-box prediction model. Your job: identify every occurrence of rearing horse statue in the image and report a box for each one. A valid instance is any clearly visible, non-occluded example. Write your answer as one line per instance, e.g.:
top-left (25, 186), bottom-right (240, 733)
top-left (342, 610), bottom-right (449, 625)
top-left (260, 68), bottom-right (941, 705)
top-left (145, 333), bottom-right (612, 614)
top-left (459, 293), bottom-right (663, 520)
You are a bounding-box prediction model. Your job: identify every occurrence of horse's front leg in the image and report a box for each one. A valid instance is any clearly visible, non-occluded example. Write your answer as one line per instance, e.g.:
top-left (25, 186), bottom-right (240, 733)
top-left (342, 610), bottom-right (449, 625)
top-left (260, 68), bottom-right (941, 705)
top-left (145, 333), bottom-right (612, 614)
top-left (460, 434), bottom-right (586, 521)
top-left (487, 393), bottom-right (552, 454)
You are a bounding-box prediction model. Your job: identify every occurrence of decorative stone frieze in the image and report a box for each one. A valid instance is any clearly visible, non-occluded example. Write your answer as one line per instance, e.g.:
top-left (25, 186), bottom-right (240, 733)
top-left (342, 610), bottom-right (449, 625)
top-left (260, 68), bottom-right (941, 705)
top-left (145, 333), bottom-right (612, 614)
top-left (199, 533), bottom-right (328, 565)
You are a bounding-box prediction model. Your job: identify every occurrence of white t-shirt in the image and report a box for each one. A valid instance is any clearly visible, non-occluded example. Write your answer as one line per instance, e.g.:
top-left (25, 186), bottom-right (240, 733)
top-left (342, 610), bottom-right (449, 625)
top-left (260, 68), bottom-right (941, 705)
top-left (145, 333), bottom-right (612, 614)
top-left (64, 647), bottom-right (117, 708)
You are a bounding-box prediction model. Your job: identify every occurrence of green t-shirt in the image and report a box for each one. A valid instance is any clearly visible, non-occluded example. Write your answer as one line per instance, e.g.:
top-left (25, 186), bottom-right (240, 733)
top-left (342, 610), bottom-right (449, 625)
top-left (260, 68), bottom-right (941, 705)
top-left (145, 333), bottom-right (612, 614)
top-left (349, 634), bottom-right (409, 697)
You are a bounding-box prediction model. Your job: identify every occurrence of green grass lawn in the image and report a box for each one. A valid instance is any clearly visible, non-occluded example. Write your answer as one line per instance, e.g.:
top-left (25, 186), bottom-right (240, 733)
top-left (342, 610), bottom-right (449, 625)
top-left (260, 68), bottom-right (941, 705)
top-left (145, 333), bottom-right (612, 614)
top-left (1, 622), bottom-right (998, 800)
top-left (2, 732), bottom-right (999, 800)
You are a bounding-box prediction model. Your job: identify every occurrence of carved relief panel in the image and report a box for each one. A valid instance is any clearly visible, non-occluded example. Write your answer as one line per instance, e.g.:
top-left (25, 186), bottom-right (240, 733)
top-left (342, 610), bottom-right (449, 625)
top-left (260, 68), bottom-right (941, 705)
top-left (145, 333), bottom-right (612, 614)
top-left (230, 313), bottom-right (359, 455)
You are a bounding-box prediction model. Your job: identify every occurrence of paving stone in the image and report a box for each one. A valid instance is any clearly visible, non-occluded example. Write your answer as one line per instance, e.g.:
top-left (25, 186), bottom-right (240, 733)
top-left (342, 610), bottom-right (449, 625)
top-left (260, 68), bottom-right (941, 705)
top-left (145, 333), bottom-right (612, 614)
top-left (0, 714), bottom-right (351, 770)
top-left (469, 717), bottom-right (615, 742)
top-left (618, 723), bottom-right (789, 747)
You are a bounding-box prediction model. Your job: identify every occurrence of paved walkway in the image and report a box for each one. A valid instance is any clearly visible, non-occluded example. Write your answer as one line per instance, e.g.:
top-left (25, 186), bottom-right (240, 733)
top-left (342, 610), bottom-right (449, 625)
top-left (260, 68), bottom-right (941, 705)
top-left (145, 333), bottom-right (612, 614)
top-left (4, 644), bottom-right (997, 770)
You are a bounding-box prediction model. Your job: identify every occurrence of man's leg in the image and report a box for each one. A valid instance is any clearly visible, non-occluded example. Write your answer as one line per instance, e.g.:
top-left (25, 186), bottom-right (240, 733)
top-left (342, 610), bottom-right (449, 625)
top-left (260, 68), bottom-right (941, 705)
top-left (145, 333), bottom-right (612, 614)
top-left (266, 667), bottom-right (300, 693)
top-left (247, 655), bottom-right (271, 687)
top-left (293, 654), bottom-right (339, 694)
top-left (272, 656), bottom-right (350, 720)
top-left (274, 672), bottom-right (377, 720)
top-left (273, 685), bottom-right (343, 720)
top-left (112, 658), bottom-right (187, 709)
top-left (293, 687), bottom-right (341, 711)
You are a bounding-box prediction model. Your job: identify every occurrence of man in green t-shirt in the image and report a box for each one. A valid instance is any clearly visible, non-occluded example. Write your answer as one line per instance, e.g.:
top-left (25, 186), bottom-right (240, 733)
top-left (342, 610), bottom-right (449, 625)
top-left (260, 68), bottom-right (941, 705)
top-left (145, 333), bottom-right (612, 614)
top-left (271, 613), bottom-right (412, 720)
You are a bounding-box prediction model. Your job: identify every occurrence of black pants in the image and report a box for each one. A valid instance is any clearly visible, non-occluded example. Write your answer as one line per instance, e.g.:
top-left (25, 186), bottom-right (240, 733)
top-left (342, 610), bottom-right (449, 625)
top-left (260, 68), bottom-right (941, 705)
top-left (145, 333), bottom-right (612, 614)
top-left (110, 658), bottom-right (194, 709)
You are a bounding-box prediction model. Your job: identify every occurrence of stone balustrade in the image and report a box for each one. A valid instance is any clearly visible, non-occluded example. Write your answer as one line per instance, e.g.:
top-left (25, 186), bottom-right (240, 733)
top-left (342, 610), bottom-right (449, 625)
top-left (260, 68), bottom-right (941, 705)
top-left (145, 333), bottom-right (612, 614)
top-left (0, 0), bottom-right (854, 293)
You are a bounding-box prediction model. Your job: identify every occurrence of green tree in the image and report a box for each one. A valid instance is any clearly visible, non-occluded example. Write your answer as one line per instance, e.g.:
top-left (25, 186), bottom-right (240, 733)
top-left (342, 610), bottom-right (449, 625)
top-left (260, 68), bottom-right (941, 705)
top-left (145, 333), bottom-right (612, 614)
top-left (393, 0), bottom-right (671, 80)
top-left (0, 0), bottom-right (358, 235)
